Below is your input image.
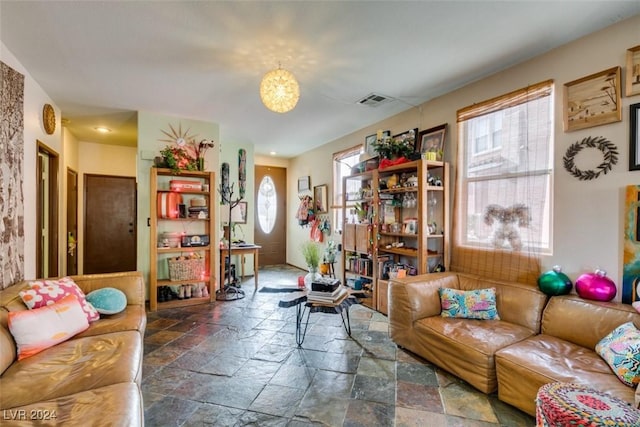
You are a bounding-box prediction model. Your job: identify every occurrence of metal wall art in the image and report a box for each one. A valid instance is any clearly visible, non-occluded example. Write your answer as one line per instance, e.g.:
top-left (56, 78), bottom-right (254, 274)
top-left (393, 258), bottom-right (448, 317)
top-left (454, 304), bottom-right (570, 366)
top-left (563, 136), bottom-right (618, 181)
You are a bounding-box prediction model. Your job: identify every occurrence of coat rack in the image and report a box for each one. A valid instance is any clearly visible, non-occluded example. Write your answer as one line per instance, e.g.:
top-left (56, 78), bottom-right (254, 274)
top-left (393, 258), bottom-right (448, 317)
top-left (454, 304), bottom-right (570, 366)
top-left (216, 181), bottom-right (245, 301)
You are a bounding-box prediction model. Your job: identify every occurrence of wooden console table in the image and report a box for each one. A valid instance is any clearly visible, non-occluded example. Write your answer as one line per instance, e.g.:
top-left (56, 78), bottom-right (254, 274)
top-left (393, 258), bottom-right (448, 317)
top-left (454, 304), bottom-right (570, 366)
top-left (220, 244), bottom-right (261, 291)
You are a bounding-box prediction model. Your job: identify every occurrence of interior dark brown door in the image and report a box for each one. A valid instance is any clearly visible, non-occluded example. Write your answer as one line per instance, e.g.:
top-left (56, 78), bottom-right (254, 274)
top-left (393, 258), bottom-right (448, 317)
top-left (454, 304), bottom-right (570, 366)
top-left (66, 168), bottom-right (78, 275)
top-left (254, 166), bottom-right (286, 265)
top-left (84, 174), bottom-right (137, 274)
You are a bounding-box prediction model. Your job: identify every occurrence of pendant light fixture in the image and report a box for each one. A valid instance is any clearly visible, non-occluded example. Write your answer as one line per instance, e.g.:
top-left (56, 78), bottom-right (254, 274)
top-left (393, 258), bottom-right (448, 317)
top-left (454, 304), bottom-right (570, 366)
top-left (259, 64), bottom-right (300, 113)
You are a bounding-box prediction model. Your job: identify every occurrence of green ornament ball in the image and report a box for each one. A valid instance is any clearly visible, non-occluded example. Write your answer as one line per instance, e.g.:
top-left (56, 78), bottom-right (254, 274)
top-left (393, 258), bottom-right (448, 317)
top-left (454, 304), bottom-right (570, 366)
top-left (537, 266), bottom-right (573, 296)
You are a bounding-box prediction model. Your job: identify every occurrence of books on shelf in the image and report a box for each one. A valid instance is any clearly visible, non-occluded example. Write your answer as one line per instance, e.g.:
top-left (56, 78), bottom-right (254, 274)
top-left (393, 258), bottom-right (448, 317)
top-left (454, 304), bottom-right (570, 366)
top-left (307, 286), bottom-right (347, 303)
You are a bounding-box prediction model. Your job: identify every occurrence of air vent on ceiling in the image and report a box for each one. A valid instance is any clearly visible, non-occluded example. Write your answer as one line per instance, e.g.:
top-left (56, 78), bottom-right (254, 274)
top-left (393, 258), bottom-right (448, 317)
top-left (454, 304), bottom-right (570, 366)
top-left (357, 93), bottom-right (394, 107)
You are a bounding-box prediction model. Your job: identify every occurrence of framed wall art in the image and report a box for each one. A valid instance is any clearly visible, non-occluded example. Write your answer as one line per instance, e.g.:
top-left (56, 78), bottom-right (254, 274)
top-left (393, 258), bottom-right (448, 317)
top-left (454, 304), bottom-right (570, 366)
top-left (392, 128), bottom-right (419, 152)
top-left (231, 201), bottom-right (248, 224)
top-left (313, 184), bottom-right (328, 214)
top-left (418, 124), bottom-right (447, 161)
top-left (631, 102), bottom-right (640, 171)
top-left (298, 176), bottom-right (310, 192)
top-left (563, 66), bottom-right (621, 132)
top-left (626, 45), bottom-right (640, 97)
top-left (365, 130), bottom-right (390, 157)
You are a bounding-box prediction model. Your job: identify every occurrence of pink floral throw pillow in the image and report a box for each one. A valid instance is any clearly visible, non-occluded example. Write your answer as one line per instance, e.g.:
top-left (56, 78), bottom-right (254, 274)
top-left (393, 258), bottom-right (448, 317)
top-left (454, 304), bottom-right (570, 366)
top-left (9, 294), bottom-right (90, 360)
top-left (19, 277), bottom-right (100, 322)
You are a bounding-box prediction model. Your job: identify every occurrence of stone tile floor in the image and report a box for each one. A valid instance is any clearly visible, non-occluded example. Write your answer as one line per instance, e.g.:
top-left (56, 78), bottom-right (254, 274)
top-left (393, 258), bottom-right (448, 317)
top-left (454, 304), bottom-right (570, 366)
top-left (143, 265), bottom-right (535, 426)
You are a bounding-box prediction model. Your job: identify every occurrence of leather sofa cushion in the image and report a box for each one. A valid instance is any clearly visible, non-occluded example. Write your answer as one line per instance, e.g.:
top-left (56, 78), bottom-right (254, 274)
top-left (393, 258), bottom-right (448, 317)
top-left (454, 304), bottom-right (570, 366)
top-left (495, 334), bottom-right (636, 416)
top-left (74, 305), bottom-right (146, 339)
top-left (0, 331), bottom-right (142, 409)
top-left (542, 295), bottom-right (640, 350)
top-left (0, 382), bottom-right (143, 427)
top-left (413, 316), bottom-right (536, 393)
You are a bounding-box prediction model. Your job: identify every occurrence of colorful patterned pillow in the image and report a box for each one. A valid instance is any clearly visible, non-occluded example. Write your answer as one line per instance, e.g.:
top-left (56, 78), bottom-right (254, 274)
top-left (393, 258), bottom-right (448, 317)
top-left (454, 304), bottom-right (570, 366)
top-left (8, 294), bottom-right (90, 360)
top-left (19, 277), bottom-right (99, 322)
top-left (439, 287), bottom-right (500, 320)
top-left (596, 321), bottom-right (640, 387)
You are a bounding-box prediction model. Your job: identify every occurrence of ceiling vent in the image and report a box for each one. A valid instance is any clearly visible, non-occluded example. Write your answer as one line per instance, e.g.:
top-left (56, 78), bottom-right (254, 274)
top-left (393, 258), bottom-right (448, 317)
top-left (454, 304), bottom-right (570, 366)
top-left (357, 93), bottom-right (394, 107)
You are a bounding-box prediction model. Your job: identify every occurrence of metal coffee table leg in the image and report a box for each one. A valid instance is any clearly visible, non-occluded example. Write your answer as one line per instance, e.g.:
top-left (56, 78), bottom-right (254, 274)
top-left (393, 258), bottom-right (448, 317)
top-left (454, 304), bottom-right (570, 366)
top-left (339, 306), bottom-right (352, 336)
top-left (296, 303), bottom-right (312, 346)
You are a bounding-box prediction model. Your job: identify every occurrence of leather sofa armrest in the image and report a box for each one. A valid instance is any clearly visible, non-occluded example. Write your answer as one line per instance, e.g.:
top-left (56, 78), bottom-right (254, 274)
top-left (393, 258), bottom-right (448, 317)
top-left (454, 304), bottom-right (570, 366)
top-left (71, 272), bottom-right (145, 306)
top-left (389, 273), bottom-right (459, 331)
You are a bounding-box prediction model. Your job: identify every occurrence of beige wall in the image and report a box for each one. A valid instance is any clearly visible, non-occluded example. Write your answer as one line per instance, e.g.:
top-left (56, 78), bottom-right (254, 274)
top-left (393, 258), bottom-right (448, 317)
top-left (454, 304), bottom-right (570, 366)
top-left (290, 15), bottom-right (640, 298)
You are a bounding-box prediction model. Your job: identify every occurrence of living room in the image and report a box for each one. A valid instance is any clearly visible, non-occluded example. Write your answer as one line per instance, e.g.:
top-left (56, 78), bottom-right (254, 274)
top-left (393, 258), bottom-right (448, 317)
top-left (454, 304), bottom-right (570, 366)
top-left (1, 2), bottom-right (640, 426)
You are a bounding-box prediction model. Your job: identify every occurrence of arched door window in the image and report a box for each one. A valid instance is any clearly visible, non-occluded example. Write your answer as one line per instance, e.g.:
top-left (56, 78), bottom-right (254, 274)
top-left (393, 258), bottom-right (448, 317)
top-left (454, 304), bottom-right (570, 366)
top-left (257, 175), bottom-right (277, 234)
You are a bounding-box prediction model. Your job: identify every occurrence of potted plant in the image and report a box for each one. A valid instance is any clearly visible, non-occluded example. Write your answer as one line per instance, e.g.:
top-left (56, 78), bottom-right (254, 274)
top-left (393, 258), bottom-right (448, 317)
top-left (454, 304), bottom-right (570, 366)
top-left (301, 241), bottom-right (322, 287)
top-left (372, 131), bottom-right (415, 160)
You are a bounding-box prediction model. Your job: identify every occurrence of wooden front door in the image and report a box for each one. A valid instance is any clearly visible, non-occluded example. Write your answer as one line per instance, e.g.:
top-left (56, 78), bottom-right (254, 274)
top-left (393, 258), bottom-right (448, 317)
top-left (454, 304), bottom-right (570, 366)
top-left (254, 166), bottom-right (286, 265)
top-left (84, 174), bottom-right (137, 274)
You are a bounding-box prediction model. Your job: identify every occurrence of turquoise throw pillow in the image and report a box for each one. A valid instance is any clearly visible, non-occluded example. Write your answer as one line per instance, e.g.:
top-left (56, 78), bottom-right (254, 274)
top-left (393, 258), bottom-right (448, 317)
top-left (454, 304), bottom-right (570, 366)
top-left (439, 287), bottom-right (500, 320)
top-left (86, 287), bottom-right (127, 315)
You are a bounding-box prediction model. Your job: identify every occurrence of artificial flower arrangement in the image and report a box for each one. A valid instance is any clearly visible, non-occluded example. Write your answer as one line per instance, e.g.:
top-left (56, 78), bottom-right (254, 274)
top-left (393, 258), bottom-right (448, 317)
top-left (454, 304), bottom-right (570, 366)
top-left (160, 139), bottom-right (215, 173)
top-left (372, 129), bottom-right (415, 160)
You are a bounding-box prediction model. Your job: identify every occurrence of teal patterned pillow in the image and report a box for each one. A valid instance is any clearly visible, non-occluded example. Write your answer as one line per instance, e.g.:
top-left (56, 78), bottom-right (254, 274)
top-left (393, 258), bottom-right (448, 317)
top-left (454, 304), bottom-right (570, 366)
top-left (439, 287), bottom-right (500, 320)
top-left (86, 287), bottom-right (127, 315)
top-left (596, 321), bottom-right (640, 387)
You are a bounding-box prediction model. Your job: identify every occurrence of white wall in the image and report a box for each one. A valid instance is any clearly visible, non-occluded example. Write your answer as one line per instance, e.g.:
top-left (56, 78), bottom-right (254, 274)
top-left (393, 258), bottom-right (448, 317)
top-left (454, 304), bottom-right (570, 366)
top-left (1, 42), bottom-right (63, 280)
top-left (289, 15), bottom-right (640, 297)
top-left (219, 140), bottom-right (255, 275)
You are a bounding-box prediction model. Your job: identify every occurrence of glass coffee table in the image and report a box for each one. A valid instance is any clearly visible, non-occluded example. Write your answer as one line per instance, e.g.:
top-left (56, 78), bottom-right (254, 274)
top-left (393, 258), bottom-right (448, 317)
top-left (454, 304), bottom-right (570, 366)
top-left (278, 288), bottom-right (358, 346)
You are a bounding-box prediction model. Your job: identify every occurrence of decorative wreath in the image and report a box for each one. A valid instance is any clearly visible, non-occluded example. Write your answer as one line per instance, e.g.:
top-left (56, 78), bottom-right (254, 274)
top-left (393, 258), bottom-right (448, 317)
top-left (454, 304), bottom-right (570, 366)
top-left (563, 136), bottom-right (618, 181)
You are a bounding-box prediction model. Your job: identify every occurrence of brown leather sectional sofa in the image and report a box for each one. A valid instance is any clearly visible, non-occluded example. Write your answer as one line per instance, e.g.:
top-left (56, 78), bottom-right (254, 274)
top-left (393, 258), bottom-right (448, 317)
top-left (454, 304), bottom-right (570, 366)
top-left (389, 271), bottom-right (640, 416)
top-left (0, 272), bottom-right (147, 426)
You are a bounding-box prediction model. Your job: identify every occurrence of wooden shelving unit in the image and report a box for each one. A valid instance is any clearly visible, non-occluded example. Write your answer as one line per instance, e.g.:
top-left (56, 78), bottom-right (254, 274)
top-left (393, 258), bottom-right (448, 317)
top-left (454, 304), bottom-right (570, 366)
top-left (341, 159), bottom-right (449, 314)
top-left (149, 168), bottom-right (216, 311)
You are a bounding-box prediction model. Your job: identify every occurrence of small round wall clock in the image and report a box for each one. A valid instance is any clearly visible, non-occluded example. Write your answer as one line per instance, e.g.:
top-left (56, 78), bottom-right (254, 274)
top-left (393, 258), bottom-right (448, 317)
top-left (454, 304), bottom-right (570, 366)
top-left (43, 103), bottom-right (56, 135)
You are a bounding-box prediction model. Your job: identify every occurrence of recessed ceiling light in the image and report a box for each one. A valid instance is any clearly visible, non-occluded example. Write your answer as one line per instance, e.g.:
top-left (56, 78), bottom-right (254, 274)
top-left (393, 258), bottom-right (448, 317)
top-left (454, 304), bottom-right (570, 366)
top-left (270, 151), bottom-right (277, 156)
top-left (94, 126), bottom-right (111, 133)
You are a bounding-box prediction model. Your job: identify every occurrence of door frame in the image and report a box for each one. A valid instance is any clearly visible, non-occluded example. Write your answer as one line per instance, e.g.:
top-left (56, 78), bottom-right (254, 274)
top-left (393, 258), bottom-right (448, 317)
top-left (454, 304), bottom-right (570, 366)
top-left (36, 141), bottom-right (59, 278)
top-left (66, 167), bottom-right (78, 275)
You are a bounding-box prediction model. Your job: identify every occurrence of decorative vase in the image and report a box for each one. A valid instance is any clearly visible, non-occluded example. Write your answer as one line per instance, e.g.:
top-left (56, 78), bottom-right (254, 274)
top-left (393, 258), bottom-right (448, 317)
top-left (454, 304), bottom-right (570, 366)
top-left (304, 267), bottom-right (322, 288)
top-left (197, 157), bottom-right (205, 171)
top-left (320, 263), bottom-right (330, 275)
top-left (575, 269), bottom-right (617, 302)
top-left (537, 265), bottom-right (573, 296)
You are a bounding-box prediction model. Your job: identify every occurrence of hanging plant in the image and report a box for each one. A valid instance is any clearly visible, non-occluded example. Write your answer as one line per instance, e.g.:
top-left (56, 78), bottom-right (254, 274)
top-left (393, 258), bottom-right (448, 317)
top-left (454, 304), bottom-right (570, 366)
top-left (563, 136), bottom-right (618, 181)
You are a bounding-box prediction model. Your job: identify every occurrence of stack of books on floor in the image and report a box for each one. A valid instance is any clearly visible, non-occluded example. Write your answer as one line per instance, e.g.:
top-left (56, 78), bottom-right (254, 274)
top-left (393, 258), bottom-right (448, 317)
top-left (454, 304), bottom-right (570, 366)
top-left (307, 278), bottom-right (346, 303)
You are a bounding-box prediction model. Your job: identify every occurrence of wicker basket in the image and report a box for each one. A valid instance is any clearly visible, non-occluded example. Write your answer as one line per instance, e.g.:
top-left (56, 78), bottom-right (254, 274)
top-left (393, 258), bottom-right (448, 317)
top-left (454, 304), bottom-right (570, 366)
top-left (167, 258), bottom-right (204, 281)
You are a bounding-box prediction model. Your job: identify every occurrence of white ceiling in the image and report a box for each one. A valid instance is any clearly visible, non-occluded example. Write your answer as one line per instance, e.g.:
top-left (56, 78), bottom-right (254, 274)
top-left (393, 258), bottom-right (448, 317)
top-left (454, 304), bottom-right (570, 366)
top-left (1, 1), bottom-right (638, 158)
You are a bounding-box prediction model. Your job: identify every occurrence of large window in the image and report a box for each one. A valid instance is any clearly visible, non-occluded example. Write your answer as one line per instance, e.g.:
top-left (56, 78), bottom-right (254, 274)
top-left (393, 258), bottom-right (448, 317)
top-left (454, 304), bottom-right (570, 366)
top-left (457, 80), bottom-right (554, 253)
top-left (332, 146), bottom-right (363, 233)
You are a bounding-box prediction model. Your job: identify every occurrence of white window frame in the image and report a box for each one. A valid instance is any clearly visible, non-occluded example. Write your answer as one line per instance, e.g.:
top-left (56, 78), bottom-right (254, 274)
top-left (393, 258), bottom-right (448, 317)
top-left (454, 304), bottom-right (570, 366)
top-left (332, 146), bottom-right (363, 234)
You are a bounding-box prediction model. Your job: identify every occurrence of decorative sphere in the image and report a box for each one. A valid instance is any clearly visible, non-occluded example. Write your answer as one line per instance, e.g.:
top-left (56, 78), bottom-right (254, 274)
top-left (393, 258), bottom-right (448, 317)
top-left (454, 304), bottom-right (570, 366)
top-left (575, 269), bottom-right (617, 302)
top-left (537, 266), bottom-right (573, 296)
